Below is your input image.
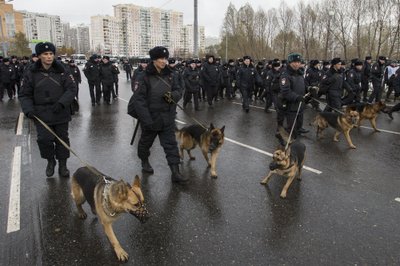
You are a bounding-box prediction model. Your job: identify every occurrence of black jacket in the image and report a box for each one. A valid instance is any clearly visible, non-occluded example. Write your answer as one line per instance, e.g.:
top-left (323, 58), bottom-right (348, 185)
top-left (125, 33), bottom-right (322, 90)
top-left (83, 60), bottom-right (100, 82)
top-left (320, 67), bottom-right (343, 96)
top-left (236, 64), bottom-right (261, 90)
top-left (264, 68), bottom-right (281, 93)
top-left (68, 65), bottom-right (81, 83)
top-left (100, 62), bottom-right (119, 85)
top-left (19, 60), bottom-right (76, 125)
top-left (133, 63), bottom-right (183, 130)
top-left (280, 65), bottom-right (306, 111)
top-left (184, 67), bottom-right (201, 92)
top-left (123, 62), bottom-right (132, 72)
top-left (0, 63), bottom-right (15, 84)
top-left (370, 62), bottom-right (385, 84)
top-left (201, 59), bottom-right (220, 87)
top-left (305, 66), bottom-right (322, 87)
top-left (346, 68), bottom-right (362, 92)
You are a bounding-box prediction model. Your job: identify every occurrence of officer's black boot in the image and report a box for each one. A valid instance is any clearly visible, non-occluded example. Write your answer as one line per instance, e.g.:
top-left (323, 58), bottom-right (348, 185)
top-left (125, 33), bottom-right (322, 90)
top-left (170, 164), bottom-right (188, 183)
top-left (141, 159), bottom-right (154, 174)
top-left (46, 158), bottom-right (56, 177)
top-left (58, 159), bottom-right (70, 178)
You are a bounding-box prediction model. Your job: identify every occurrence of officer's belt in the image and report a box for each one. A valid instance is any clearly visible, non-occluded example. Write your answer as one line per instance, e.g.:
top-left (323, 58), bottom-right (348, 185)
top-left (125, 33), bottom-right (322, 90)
top-left (149, 106), bottom-right (171, 112)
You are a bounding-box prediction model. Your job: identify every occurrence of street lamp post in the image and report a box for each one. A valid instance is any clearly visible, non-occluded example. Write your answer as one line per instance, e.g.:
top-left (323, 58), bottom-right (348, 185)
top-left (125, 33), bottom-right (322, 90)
top-left (225, 31), bottom-right (228, 62)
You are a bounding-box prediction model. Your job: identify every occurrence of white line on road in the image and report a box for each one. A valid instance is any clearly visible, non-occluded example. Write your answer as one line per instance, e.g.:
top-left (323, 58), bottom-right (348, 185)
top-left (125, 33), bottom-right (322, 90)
top-left (176, 119), bottom-right (322, 174)
top-left (16, 113), bottom-right (24, 136)
top-left (7, 146), bottom-right (21, 233)
top-left (395, 198), bottom-right (400, 203)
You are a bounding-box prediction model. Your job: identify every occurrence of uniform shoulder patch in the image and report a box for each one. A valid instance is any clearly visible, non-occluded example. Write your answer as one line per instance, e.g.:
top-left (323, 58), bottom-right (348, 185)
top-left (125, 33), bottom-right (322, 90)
top-left (281, 77), bottom-right (286, 85)
top-left (69, 74), bottom-right (75, 82)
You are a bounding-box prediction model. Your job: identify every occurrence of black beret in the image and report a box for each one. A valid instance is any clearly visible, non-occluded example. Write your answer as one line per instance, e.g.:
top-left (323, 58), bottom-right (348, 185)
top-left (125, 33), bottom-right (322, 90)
top-left (11, 55), bottom-right (17, 59)
top-left (287, 53), bottom-right (302, 63)
top-left (35, 42), bottom-right (56, 55)
top-left (139, 58), bottom-right (148, 64)
top-left (351, 58), bottom-right (359, 64)
top-left (168, 58), bottom-right (176, 64)
top-left (149, 46), bottom-right (169, 60)
top-left (103, 56), bottom-right (110, 60)
top-left (3, 58), bottom-right (9, 63)
top-left (228, 59), bottom-right (234, 63)
top-left (195, 59), bottom-right (201, 64)
top-left (354, 60), bottom-right (363, 66)
top-left (238, 58), bottom-right (243, 62)
top-left (69, 59), bottom-right (75, 63)
top-left (22, 56), bottom-right (29, 60)
top-left (96, 55), bottom-right (102, 59)
top-left (267, 60), bottom-right (273, 65)
top-left (378, 55), bottom-right (386, 61)
top-left (310, 60), bottom-right (319, 66)
top-left (257, 61), bottom-right (264, 66)
top-left (187, 60), bottom-right (195, 65)
top-left (281, 60), bottom-right (287, 64)
top-left (331, 57), bottom-right (342, 65)
top-left (323, 61), bottom-right (330, 66)
top-left (243, 55), bottom-right (251, 60)
top-left (273, 58), bottom-right (280, 62)
top-left (365, 56), bottom-right (372, 60)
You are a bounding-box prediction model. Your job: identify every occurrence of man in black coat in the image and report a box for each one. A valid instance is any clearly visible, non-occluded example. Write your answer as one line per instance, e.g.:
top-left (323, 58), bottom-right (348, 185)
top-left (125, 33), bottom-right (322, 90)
top-left (83, 54), bottom-right (101, 106)
top-left (0, 58), bottom-right (15, 100)
top-left (369, 56), bottom-right (386, 103)
top-left (304, 59), bottom-right (322, 111)
top-left (279, 53), bottom-right (308, 138)
top-left (321, 58), bottom-right (343, 112)
top-left (201, 54), bottom-right (220, 107)
top-left (131, 59), bottom-right (148, 92)
top-left (362, 56), bottom-right (372, 102)
top-left (264, 61), bottom-right (282, 123)
top-left (236, 56), bottom-right (262, 112)
top-left (68, 60), bottom-right (81, 98)
top-left (123, 59), bottom-right (132, 81)
top-left (342, 60), bottom-right (363, 105)
top-left (99, 56), bottom-right (119, 105)
top-left (19, 42), bottom-right (76, 177)
top-left (132, 46), bottom-right (187, 183)
top-left (183, 60), bottom-right (201, 110)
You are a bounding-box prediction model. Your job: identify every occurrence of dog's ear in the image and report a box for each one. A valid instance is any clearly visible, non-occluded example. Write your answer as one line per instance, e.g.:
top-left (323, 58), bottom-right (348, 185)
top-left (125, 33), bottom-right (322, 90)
top-left (220, 125), bottom-right (225, 133)
top-left (210, 123), bottom-right (214, 130)
top-left (132, 175), bottom-right (141, 188)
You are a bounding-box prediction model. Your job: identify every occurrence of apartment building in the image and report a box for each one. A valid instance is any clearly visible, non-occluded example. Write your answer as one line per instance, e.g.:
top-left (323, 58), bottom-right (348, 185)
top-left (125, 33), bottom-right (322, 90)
top-left (181, 24), bottom-right (205, 57)
top-left (0, 0), bottom-right (24, 56)
top-left (90, 15), bottom-right (122, 55)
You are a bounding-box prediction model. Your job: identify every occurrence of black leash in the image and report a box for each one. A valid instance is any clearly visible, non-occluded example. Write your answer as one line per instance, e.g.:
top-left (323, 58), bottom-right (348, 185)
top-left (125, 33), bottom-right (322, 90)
top-left (130, 120), bottom-right (140, 145)
top-left (308, 95), bottom-right (345, 115)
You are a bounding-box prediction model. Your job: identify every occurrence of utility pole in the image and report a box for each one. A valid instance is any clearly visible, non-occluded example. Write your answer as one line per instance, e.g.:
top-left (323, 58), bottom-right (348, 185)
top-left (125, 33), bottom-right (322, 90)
top-left (193, 0), bottom-right (198, 58)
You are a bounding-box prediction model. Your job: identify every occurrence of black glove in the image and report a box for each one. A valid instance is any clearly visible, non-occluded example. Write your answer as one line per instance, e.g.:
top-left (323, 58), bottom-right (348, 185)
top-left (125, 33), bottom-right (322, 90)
top-left (163, 91), bottom-right (173, 104)
top-left (52, 103), bottom-right (64, 113)
top-left (296, 95), bottom-right (305, 102)
top-left (26, 112), bottom-right (35, 119)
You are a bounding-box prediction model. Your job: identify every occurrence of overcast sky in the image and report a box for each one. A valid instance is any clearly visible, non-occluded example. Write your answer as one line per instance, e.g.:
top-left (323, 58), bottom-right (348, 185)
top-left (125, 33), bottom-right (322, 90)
top-left (12, 0), bottom-right (300, 37)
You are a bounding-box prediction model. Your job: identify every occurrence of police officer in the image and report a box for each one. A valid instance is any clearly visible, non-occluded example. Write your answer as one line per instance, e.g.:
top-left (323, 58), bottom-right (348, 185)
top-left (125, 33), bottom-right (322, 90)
top-left (131, 59), bottom-right (147, 92)
top-left (20, 42), bottom-right (76, 177)
top-left (362, 56), bottom-right (372, 102)
top-left (227, 59), bottom-right (236, 99)
top-left (369, 56), bottom-right (386, 103)
top-left (133, 46), bottom-right (187, 183)
top-left (236, 56), bottom-right (262, 112)
top-left (264, 61), bottom-right (284, 129)
top-left (123, 59), bottom-right (133, 81)
top-left (83, 54), bottom-right (101, 106)
top-left (201, 54), bottom-right (220, 107)
top-left (10, 56), bottom-right (20, 97)
top-left (183, 59), bottom-right (201, 110)
top-left (321, 57), bottom-right (343, 112)
top-left (99, 56), bottom-right (119, 105)
top-left (304, 59), bottom-right (323, 112)
top-left (68, 60), bottom-right (81, 98)
top-left (0, 58), bottom-right (15, 100)
top-left (279, 53), bottom-right (308, 137)
top-left (342, 60), bottom-right (363, 105)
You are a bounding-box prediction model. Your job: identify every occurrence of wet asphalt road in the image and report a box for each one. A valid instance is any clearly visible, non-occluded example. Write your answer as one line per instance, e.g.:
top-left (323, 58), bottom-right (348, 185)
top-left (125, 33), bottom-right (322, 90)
top-left (1, 69), bottom-right (400, 265)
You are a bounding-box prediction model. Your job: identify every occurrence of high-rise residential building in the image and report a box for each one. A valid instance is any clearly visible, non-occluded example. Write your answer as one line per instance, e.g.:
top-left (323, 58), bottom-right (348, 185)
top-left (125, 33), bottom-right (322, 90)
top-left (19, 10), bottom-right (64, 48)
top-left (64, 23), bottom-right (90, 54)
top-left (112, 4), bottom-right (184, 57)
top-left (90, 15), bottom-right (121, 55)
top-left (181, 24), bottom-right (205, 58)
top-left (0, 0), bottom-right (24, 56)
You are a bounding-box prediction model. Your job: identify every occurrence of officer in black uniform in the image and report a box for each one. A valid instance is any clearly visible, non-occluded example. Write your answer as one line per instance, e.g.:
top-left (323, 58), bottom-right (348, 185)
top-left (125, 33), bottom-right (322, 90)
top-left (201, 54), bottom-right (220, 107)
top-left (123, 59), bottom-right (133, 81)
top-left (236, 55), bottom-right (261, 112)
top-left (369, 56), bottom-right (386, 103)
top-left (133, 46), bottom-right (187, 183)
top-left (321, 57), bottom-right (343, 112)
top-left (20, 42), bottom-right (76, 177)
top-left (227, 59), bottom-right (236, 99)
top-left (362, 56), bottom-right (372, 102)
top-left (131, 59), bottom-right (148, 92)
top-left (68, 60), bottom-right (81, 98)
top-left (304, 60), bottom-right (322, 112)
top-left (279, 53), bottom-right (308, 138)
top-left (342, 60), bottom-right (363, 105)
top-left (264, 61), bottom-right (284, 129)
top-left (83, 54), bottom-right (101, 106)
top-left (183, 59), bottom-right (201, 110)
top-left (99, 56), bottom-right (119, 105)
top-left (0, 58), bottom-right (15, 100)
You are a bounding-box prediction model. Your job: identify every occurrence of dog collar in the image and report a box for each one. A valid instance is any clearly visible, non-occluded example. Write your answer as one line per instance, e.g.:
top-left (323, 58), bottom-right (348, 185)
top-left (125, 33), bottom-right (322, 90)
top-left (102, 181), bottom-right (117, 217)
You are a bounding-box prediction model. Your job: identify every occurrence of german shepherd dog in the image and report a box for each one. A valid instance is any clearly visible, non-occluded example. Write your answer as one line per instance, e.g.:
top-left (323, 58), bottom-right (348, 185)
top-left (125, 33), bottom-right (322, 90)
top-left (313, 110), bottom-right (360, 149)
top-left (176, 123), bottom-right (225, 178)
top-left (71, 167), bottom-right (149, 262)
top-left (260, 127), bottom-right (306, 198)
top-left (345, 101), bottom-right (386, 132)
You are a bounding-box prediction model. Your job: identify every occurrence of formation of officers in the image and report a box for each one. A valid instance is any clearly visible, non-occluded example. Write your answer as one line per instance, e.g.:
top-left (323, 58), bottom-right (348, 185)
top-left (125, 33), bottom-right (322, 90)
top-left (128, 53), bottom-right (400, 139)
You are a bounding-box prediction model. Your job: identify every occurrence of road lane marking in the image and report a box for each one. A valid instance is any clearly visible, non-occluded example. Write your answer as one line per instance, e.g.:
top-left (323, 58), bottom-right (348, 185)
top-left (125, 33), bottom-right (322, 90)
top-left (395, 198), bottom-right (400, 203)
top-left (175, 119), bottom-right (322, 174)
top-left (231, 101), bottom-right (274, 111)
top-left (7, 146), bottom-right (21, 233)
top-left (16, 113), bottom-right (24, 136)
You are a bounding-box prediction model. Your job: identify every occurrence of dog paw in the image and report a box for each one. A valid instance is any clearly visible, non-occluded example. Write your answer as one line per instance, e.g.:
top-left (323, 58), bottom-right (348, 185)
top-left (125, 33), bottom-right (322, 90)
top-left (78, 212), bottom-right (87, 220)
top-left (350, 145), bottom-right (356, 149)
top-left (211, 173), bottom-right (218, 179)
top-left (280, 192), bottom-right (287, 198)
top-left (333, 139), bottom-right (339, 142)
top-left (115, 247), bottom-right (129, 262)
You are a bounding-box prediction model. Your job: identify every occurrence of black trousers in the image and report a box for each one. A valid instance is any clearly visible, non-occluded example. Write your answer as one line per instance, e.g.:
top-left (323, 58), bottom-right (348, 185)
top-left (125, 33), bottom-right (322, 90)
top-left (272, 93), bottom-right (285, 127)
top-left (102, 83), bottom-right (113, 103)
top-left (138, 122), bottom-right (180, 165)
top-left (369, 80), bottom-right (383, 103)
top-left (324, 93), bottom-right (342, 112)
top-left (205, 85), bottom-right (218, 105)
top-left (361, 78), bottom-right (369, 100)
top-left (241, 87), bottom-right (252, 110)
top-left (35, 122), bottom-right (70, 160)
top-left (88, 81), bottom-right (101, 104)
top-left (285, 109), bottom-right (304, 139)
top-left (184, 90), bottom-right (199, 109)
top-left (126, 71), bottom-right (131, 80)
top-left (0, 83), bottom-right (13, 99)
